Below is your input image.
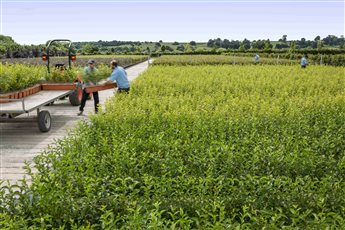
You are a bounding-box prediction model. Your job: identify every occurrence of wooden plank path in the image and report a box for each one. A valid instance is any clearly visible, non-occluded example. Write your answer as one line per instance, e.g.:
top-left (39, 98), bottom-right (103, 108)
top-left (0, 60), bottom-right (152, 184)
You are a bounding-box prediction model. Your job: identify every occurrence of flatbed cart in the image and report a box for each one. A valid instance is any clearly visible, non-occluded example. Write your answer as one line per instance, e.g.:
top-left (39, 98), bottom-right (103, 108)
top-left (0, 90), bottom-right (74, 132)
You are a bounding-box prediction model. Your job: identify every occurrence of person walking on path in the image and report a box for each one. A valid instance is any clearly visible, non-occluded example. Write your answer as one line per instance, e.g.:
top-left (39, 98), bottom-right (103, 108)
top-left (78, 59), bottom-right (100, 115)
top-left (105, 60), bottom-right (130, 93)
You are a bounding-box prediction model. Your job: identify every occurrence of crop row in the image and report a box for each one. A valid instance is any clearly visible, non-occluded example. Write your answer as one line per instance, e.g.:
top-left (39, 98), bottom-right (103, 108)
top-left (153, 55), bottom-right (297, 65)
top-left (153, 54), bottom-right (345, 66)
top-left (1, 65), bottom-right (344, 228)
top-left (0, 56), bottom-right (147, 93)
top-left (0, 55), bottom-right (148, 67)
top-left (0, 63), bottom-right (109, 93)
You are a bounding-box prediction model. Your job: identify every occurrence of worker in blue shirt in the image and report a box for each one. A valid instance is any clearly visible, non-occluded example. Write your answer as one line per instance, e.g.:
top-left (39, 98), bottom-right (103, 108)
top-left (106, 60), bottom-right (130, 93)
top-left (254, 54), bottom-right (260, 64)
top-left (300, 55), bottom-right (308, 68)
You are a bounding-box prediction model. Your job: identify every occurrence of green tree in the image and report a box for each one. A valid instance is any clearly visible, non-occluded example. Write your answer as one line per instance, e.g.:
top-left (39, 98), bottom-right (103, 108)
top-left (0, 45), bottom-right (7, 57)
top-left (176, 44), bottom-right (185, 52)
top-left (184, 44), bottom-right (194, 53)
top-left (243, 38), bottom-right (251, 50)
top-left (136, 46), bottom-right (142, 53)
top-left (281, 35), bottom-right (287, 43)
top-left (289, 41), bottom-right (296, 53)
top-left (317, 40), bottom-right (323, 51)
top-left (239, 41), bottom-right (245, 52)
top-left (82, 43), bottom-right (97, 55)
top-left (264, 39), bottom-right (273, 51)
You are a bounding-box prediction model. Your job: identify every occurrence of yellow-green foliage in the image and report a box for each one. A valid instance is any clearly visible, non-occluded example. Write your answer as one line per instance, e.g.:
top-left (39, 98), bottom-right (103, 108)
top-left (130, 65), bottom-right (344, 118)
top-left (0, 55), bottom-right (148, 66)
top-left (0, 56), bottom-right (145, 93)
top-left (93, 64), bottom-right (112, 81)
top-left (154, 54), bottom-right (298, 65)
top-left (46, 67), bottom-right (77, 83)
top-left (0, 63), bottom-right (47, 93)
top-left (1, 65), bottom-right (344, 228)
top-left (45, 65), bottom-right (112, 83)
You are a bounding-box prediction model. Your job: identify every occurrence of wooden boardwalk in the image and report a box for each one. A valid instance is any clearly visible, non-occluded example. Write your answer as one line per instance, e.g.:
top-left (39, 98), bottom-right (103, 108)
top-left (0, 60), bottom-right (151, 184)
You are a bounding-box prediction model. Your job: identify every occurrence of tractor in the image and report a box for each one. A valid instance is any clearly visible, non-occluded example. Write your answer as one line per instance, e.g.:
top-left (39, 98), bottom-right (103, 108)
top-left (42, 39), bottom-right (82, 106)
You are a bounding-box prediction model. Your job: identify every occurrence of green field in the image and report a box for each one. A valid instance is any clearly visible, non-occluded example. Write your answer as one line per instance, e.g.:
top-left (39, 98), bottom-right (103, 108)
top-left (153, 54), bottom-right (298, 65)
top-left (153, 54), bottom-right (345, 66)
top-left (1, 64), bottom-right (344, 228)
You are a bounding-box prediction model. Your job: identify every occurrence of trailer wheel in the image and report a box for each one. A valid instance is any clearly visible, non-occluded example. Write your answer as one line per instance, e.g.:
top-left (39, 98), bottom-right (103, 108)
top-left (38, 110), bottom-right (51, 132)
top-left (69, 88), bottom-right (82, 106)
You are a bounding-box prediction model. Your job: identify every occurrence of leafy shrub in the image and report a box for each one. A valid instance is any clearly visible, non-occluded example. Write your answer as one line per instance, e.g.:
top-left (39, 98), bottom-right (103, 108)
top-left (0, 56), bottom-right (147, 93)
top-left (1, 65), bottom-right (344, 228)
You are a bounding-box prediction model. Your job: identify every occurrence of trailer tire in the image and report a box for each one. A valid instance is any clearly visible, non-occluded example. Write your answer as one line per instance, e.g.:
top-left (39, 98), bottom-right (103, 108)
top-left (38, 110), bottom-right (51, 132)
top-left (69, 88), bottom-right (82, 106)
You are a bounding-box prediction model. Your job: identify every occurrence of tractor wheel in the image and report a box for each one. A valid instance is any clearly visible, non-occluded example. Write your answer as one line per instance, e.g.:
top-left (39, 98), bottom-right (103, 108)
top-left (38, 110), bottom-right (51, 132)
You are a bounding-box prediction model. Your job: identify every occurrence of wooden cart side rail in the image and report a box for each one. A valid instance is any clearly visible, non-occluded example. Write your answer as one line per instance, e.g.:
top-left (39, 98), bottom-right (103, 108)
top-left (0, 84), bottom-right (42, 103)
top-left (0, 83), bottom-right (78, 104)
top-left (41, 83), bottom-right (76, 91)
top-left (85, 83), bottom-right (117, 93)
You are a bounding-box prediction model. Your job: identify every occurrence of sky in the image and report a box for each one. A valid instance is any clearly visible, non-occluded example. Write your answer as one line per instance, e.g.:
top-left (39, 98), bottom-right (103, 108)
top-left (0, 0), bottom-right (344, 45)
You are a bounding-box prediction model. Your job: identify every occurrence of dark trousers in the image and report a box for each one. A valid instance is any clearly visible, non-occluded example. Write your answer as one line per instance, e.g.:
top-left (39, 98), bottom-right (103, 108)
top-left (79, 89), bottom-right (99, 112)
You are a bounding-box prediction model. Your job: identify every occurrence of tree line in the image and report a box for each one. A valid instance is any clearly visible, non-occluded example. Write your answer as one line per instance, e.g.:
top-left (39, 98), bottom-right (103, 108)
top-left (0, 34), bottom-right (344, 58)
top-left (206, 35), bottom-right (344, 50)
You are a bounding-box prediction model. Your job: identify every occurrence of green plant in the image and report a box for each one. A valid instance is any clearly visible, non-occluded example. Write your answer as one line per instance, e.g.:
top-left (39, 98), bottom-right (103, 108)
top-left (1, 65), bottom-right (344, 228)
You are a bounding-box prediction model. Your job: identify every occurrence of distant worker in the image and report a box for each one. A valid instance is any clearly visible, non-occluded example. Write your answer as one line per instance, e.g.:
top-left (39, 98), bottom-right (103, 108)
top-left (105, 60), bottom-right (130, 93)
top-left (300, 55), bottom-right (308, 68)
top-left (78, 59), bottom-right (100, 115)
top-left (254, 54), bottom-right (260, 64)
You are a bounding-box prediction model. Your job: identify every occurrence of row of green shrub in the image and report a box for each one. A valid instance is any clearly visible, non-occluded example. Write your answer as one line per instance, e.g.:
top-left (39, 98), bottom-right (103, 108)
top-left (153, 54), bottom-right (345, 66)
top-left (0, 55), bottom-right (148, 67)
top-left (0, 56), bottom-right (148, 93)
top-left (1, 65), bottom-right (344, 228)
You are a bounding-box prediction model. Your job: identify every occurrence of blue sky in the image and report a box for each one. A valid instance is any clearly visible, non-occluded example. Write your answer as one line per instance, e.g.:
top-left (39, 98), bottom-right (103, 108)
top-left (1, 0), bottom-right (344, 45)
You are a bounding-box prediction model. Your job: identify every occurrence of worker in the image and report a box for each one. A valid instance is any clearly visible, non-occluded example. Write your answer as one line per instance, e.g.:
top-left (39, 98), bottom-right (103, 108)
top-left (300, 55), bottom-right (308, 68)
top-left (254, 54), bottom-right (260, 64)
top-left (105, 60), bottom-right (130, 93)
top-left (78, 59), bottom-right (100, 115)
